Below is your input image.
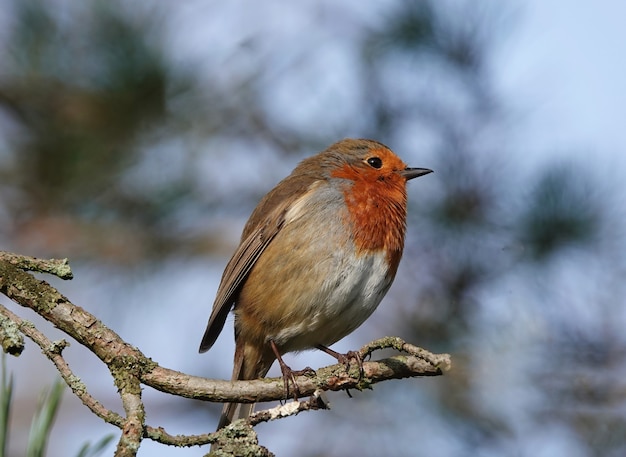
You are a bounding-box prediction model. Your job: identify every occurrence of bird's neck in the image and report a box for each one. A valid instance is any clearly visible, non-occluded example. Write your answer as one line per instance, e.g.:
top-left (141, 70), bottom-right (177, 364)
top-left (341, 179), bottom-right (408, 276)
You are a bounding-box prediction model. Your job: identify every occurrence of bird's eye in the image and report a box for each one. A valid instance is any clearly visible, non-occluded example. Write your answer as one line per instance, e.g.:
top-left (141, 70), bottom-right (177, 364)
top-left (367, 157), bottom-right (383, 169)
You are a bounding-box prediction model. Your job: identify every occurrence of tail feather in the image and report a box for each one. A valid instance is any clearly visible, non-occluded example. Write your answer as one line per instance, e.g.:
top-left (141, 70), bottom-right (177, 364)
top-left (216, 341), bottom-right (274, 430)
top-left (217, 402), bottom-right (254, 430)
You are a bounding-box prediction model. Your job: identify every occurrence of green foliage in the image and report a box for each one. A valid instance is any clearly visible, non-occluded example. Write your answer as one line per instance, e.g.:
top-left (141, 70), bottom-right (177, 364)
top-left (25, 379), bottom-right (65, 457)
top-left (6, 0), bottom-right (170, 210)
top-left (0, 355), bottom-right (113, 457)
top-left (74, 435), bottom-right (115, 457)
top-left (1, 0), bottom-right (200, 262)
top-left (520, 163), bottom-right (598, 260)
top-left (365, 2), bottom-right (436, 56)
top-left (0, 354), bottom-right (13, 457)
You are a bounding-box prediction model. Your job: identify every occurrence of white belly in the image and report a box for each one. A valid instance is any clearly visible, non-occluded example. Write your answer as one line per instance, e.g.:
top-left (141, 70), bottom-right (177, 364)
top-left (272, 249), bottom-right (393, 351)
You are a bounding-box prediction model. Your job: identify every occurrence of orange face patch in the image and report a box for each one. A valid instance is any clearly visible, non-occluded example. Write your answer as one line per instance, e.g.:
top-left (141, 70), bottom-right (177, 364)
top-left (330, 147), bottom-right (408, 273)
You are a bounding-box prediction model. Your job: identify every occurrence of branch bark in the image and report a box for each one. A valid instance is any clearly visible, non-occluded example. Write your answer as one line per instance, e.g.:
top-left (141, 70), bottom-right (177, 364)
top-left (0, 252), bottom-right (451, 456)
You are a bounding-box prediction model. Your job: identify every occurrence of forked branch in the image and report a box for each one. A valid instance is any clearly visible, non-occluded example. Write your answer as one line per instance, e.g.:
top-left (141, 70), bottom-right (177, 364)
top-left (0, 252), bottom-right (450, 456)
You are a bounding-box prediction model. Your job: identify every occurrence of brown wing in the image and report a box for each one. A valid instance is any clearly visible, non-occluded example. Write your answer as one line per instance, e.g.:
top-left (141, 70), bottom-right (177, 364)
top-left (198, 172), bottom-right (321, 353)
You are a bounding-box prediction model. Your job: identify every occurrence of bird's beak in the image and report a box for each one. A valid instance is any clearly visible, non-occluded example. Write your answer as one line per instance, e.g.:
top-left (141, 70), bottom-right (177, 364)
top-left (399, 167), bottom-right (433, 180)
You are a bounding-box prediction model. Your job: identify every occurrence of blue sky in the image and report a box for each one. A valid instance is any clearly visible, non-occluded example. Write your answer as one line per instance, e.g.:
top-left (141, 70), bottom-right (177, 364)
top-left (496, 1), bottom-right (626, 162)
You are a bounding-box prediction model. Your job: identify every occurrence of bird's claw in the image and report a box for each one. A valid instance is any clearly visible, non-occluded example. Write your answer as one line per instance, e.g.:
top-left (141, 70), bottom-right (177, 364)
top-left (271, 340), bottom-right (317, 400)
top-left (316, 345), bottom-right (364, 379)
top-left (278, 364), bottom-right (316, 401)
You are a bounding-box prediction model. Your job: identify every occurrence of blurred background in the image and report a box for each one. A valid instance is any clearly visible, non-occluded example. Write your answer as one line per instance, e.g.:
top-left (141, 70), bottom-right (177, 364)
top-left (1, 0), bottom-right (625, 456)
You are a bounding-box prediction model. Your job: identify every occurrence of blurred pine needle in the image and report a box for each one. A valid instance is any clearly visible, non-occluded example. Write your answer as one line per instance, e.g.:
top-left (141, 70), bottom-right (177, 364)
top-left (0, 354), bottom-right (113, 457)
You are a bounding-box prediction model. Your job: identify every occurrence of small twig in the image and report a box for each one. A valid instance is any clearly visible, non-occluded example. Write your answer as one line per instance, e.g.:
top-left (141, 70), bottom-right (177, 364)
top-left (115, 383), bottom-right (144, 457)
top-left (0, 303), bottom-right (214, 447)
top-left (0, 258), bottom-right (450, 403)
top-left (359, 336), bottom-right (452, 372)
top-left (0, 251), bottom-right (73, 280)
top-left (0, 311), bottom-right (24, 355)
top-left (0, 305), bottom-right (125, 427)
top-left (143, 427), bottom-right (215, 447)
top-left (0, 254), bottom-right (452, 455)
top-left (248, 390), bottom-right (331, 426)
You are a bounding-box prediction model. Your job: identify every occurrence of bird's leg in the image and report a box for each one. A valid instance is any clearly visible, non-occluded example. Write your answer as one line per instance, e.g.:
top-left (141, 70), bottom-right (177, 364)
top-left (316, 344), bottom-right (364, 378)
top-left (269, 340), bottom-right (315, 400)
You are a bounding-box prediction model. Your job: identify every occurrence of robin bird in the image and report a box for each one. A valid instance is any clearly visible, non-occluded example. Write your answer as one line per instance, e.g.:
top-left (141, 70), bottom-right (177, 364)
top-left (199, 138), bottom-right (432, 430)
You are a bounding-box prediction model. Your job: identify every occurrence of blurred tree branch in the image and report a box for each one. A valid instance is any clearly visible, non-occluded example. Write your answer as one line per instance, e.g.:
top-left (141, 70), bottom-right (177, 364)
top-left (0, 251), bottom-right (450, 456)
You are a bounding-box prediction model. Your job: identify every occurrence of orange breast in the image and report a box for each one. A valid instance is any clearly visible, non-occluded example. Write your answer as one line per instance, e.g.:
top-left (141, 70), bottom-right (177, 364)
top-left (331, 162), bottom-right (408, 277)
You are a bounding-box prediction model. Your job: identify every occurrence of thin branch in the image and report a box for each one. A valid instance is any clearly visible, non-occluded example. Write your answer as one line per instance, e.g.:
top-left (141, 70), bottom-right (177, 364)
top-left (143, 346), bottom-right (448, 404)
top-left (0, 303), bottom-right (218, 448)
top-left (360, 336), bottom-right (452, 369)
top-left (0, 252), bottom-right (73, 280)
top-left (0, 258), bottom-right (144, 366)
top-left (144, 426), bottom-right (214, 448)
top-left (0, 254), bottom-right (451, 454)
top-left (0, 304), bottom-right (125, 427)
top-left (0, 259), bottom-right (450, 404)
top-left (114, 382), bottom-right (144, 457)
top-left (248, 390), bottom-right (331, 426)
top-left (0, 311), bottom-right (24, 355)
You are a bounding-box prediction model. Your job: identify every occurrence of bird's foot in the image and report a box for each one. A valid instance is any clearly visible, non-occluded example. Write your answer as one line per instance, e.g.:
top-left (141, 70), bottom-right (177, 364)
top-left (270, 340), bottom-right (316, 400)
top-left (316, 345), bottom-right (364, 379)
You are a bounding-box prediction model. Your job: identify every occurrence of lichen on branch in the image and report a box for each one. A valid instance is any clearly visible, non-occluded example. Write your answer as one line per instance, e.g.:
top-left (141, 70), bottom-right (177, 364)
top-left (0, 251), bottom-right (451, 457)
